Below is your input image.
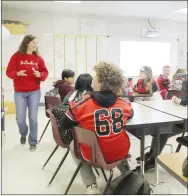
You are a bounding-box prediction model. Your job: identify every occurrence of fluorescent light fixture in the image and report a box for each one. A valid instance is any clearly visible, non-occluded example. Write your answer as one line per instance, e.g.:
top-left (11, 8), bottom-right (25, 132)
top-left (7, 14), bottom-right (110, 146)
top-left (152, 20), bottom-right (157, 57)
top-left (55, 1), bottom-right (81, 3)
top-left (175, 8), bottom-right (187, 14)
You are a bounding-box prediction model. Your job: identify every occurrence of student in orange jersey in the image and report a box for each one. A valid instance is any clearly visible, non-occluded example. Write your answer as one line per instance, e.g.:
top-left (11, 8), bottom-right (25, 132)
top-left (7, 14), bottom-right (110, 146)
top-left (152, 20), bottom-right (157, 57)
top-left (59, 62), bottom-right (133, 194)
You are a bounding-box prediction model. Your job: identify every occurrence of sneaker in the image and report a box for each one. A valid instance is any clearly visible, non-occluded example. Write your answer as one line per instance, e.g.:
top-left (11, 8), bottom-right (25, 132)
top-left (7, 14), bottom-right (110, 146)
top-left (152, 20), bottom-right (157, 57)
top-left (135, 159), bottom-right (155, 173)
top-left (20, 136), bottom-right (26, 145)
top-left (86, 184), bottom-right (100, 194)
top-left (29, 145), bottom-right (37, 152)
top-left (136, 151), bottom-right (153, 163)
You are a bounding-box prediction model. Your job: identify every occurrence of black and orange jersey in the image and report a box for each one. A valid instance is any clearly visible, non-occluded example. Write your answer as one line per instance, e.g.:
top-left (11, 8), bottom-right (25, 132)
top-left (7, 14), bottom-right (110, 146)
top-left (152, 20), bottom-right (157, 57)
top-left (61, 93), bottom-right (133, 163)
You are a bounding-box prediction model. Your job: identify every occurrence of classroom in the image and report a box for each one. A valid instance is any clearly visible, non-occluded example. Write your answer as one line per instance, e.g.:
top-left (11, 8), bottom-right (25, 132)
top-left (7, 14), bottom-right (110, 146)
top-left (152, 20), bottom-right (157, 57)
top-left (1, 1), bottom-right (188, 195)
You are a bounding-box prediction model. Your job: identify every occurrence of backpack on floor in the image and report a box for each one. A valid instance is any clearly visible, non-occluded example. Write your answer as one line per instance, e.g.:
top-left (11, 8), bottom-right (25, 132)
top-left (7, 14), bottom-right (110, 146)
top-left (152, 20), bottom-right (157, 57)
top-left (105, 171), bottom-right (151, 195)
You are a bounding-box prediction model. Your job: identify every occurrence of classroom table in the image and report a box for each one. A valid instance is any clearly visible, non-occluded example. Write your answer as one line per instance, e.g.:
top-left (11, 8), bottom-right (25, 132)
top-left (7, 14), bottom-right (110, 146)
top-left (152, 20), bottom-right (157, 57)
top-left (125, 102), bottom-right (183, 182)
top-left (121, 92), bottom-right (152, 102)
top-left (136, 100), bottom-right (188, 129)
top-left (157, 153), bottom-right (188, 188)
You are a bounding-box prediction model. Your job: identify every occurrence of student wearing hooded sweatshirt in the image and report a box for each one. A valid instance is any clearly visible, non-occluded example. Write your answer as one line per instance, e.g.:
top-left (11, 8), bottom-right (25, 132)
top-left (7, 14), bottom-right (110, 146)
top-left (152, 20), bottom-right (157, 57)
top-left (53, 69), bottom-right (75, 101)
top-left (59, 62), bottom-right (134, 194)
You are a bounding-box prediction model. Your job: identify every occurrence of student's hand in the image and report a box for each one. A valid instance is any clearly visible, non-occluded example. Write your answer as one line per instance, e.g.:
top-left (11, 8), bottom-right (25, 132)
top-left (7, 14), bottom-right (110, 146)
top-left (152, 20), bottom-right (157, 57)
top-left (32, 68), bottom-right (41, 78)
top-left (17, 70), bottom-right (27, 76)
top-left (172, 96), bottom-right (181, 105)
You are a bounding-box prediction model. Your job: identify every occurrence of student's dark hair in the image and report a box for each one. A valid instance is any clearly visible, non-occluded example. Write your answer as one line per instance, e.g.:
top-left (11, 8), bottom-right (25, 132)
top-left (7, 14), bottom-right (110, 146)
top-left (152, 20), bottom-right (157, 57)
top-left (75, 74), bottom-right (93, 92)
top-left (18, 34), bottom-right (39, 56)
top-left (61, 69), bottom-right (75, 80)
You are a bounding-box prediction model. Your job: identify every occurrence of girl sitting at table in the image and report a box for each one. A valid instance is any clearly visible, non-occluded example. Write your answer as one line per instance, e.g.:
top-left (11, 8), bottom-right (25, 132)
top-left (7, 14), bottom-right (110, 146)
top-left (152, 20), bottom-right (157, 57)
top-left (133, 66), bottom-right (160, 101)
top-left (133, 66), bottom-right (158, 94)
top-left (51, 73), bottom-right (93, 144)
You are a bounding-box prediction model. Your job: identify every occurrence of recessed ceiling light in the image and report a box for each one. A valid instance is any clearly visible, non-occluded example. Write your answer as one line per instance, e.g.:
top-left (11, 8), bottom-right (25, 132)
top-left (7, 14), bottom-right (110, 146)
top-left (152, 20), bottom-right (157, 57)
top-left (175, 8), bottom-right (187, 14)
top-left (55, 1), bottom-right (81, 3)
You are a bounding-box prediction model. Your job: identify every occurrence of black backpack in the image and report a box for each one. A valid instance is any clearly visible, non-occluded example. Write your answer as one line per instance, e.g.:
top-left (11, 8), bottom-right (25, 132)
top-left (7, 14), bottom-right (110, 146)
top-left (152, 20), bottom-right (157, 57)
top-left (105, 171), bottom-right (151, 195)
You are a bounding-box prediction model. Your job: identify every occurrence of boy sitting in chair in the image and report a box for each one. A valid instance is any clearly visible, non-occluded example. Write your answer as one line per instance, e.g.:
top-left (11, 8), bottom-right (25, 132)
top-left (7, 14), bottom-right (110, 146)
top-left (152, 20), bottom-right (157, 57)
top-left (59, 62), bottom-right (134, 194)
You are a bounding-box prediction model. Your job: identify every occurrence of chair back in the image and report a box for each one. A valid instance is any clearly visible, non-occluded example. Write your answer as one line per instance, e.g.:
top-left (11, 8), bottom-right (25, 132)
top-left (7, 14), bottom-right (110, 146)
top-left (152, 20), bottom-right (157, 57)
top-left (46, 109), bottom-right (69, 148)
top-left (45, 96), bottom-right (61, 118)
top-left (73, 127), bottom-right (120, 170)
top-left (166, 90), bottom-right (184, 100)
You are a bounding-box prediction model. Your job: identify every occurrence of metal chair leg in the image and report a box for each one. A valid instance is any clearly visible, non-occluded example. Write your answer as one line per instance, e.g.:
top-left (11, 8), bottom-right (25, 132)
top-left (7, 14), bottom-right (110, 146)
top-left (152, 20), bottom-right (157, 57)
top-left (94, 168), bottom-right (100, 177)
top-left (42, 145), bottom-right (59, 170)
top-left (38, 119), bottom-right (50, 143)
top-left (103, 170), bottom-right (114, 194)
top-left (48, 148), bottom-right (70, 187)
top-left (176, 132), bottom-right (185, 152)
top-left (101, 168), bottom-right (107, 182)
top-left (64, 162), bottom-right (82, 195)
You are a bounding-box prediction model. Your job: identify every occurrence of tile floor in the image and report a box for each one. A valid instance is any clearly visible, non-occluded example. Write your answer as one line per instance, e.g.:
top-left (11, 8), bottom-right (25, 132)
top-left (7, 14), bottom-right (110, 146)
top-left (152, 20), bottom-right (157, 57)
top-left (1, 106), bottom-right (187, 194)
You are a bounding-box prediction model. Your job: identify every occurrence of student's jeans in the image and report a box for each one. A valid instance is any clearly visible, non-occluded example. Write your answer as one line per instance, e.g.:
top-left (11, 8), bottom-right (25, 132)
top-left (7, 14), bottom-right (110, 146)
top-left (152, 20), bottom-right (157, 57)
top-left (14, 90), bottom-right (41, 145)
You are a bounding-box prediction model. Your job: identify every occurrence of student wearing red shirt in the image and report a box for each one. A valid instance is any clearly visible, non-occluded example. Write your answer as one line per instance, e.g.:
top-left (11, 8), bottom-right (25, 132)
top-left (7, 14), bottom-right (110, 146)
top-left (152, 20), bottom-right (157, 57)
top-left (6, 35), bottom-right (48, 151)
top-left (59, 62), bottom-right (133, 194)
top-left (157, 65), bottom-right (171, 91)
top-left (53, 69), bottom-right (75, 101)
top-left (133, 66), bottom-right (158, 94)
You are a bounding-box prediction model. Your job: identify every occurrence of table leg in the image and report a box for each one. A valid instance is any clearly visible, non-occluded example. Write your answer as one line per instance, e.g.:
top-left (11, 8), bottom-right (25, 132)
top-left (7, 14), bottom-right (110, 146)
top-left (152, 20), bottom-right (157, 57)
top-left (140, 128), bottom-right (145, 175)
top-left (155, 126), bottom-right (160, 184)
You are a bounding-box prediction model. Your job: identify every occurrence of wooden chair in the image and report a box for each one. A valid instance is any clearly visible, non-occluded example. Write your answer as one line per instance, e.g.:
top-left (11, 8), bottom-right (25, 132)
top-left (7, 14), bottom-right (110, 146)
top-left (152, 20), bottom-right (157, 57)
top-left (38, 96), bottom-right (61, 143)
top-left (42, 109), bottom-right (70, 187)
top-left (64, 127), bottom-right (128, 195)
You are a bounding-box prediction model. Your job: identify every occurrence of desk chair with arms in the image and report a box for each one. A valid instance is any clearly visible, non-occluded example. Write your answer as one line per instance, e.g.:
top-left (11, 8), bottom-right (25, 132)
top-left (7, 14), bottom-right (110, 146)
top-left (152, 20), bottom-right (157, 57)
top-left (64, 127), bottom-right (128, 195)
top-left (38, 96), bottom-right (61, 143)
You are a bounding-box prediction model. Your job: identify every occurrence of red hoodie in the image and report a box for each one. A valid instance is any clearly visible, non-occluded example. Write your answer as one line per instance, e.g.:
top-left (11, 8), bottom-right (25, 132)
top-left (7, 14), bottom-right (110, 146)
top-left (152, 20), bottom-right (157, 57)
top-left (6, 52), bottom-right (48, 92)
top-left (157, 74), bottom-right (170, 91)
top-left (53, 80), bottom-right (74, 101)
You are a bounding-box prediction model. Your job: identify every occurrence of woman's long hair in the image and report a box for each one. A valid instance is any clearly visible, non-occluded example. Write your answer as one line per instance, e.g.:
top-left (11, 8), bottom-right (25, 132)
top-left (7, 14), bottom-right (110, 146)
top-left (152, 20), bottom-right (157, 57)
top-left (18, 34), bottom-right (39, 56)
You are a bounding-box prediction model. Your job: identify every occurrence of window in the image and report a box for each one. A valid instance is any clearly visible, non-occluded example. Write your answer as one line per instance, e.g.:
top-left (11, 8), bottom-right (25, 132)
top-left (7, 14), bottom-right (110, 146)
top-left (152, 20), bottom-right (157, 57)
top-left (120, 41), bottom-right (170, 76)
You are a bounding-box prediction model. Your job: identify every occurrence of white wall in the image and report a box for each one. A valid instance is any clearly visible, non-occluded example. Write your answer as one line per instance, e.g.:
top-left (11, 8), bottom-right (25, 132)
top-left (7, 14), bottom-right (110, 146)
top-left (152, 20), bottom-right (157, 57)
top-left (2, 8), bottom-right (187, 103)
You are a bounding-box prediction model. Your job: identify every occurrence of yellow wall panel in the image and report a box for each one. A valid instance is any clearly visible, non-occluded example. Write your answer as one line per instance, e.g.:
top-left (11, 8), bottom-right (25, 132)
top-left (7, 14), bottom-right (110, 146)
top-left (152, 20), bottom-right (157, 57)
top-left (3, 24), bottom-right (25, 35)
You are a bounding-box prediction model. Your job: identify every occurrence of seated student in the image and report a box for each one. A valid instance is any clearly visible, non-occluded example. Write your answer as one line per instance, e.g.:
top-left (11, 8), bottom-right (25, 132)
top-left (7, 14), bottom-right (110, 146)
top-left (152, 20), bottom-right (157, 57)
top-left (172, 74), bottom-right (188, 106)
top-left (133, 66), bottom-right (158, 94)
top-left (59, 62), bottom-right (134, 194)
top-left (171, 69), bottom-right (186, 90)
top-left (161, 69), bottom-right (186, 99)
top-left (51, 73), bottom-right (93, 144)
top-left (53, 69), bottom-right (75, 101)
top-left (157, 65), bottom-right (171, 91)
top-left (136, 76), bottom-right (188, 172)
top-left (133, 66), bottom-right (159, 101)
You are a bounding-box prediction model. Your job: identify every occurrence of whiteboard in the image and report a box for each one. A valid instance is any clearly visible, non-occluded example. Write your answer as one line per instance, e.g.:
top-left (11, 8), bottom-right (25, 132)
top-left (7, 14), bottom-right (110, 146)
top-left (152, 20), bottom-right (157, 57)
top-left (96, 36), bottom-right (108, 63)
top-left (40, 33), bottom-right (54, 78)
top-left (76, 35), bottom-right (86, 78)
top-left (54, 34), bottom-right (65, 78)
top-left (65, 35), bottom-right (76, 72)
top-left (86, 35), bottom-right (97, 74)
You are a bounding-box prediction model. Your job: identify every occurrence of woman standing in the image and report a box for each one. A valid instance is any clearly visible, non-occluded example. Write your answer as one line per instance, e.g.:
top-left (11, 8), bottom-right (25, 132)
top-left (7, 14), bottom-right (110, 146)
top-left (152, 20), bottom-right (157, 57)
top-left (6, 35), bottom-right (48, 151)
